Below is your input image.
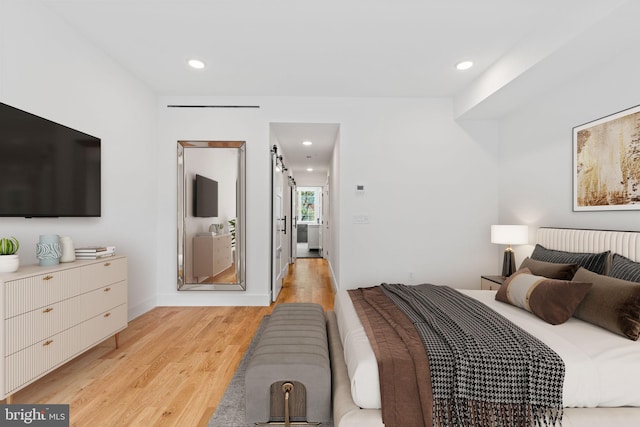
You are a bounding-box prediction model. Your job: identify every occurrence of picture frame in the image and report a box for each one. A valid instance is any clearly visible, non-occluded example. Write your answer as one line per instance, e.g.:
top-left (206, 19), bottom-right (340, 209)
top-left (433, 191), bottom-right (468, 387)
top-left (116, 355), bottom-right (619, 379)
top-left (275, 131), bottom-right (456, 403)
top-left (573, 104), bottom-right (640, 211)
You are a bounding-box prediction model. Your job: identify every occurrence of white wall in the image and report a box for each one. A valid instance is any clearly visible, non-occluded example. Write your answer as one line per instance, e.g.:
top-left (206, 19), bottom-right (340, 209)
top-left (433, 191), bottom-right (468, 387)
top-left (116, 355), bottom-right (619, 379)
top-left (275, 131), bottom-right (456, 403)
top-left (0, 0), bottom-right (158, 319)
top-left (155, 96), bottom-right (500, 306)
top-left (338, 98), bottom-right (500, 289)
top-left (328, 130), bottom-right (341, 289)
top-left (498, 48), bottom-right (640, 263)
top-left (294, 171), bottom-right (328, 187)
top-left (156, 102), bottom-right (270, 305)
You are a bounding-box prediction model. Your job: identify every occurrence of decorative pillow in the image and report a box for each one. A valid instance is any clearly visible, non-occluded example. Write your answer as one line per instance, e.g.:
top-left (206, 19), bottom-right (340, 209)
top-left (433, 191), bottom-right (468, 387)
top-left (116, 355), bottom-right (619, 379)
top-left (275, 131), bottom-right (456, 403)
top-left (573, 267), bottom-right (640, 340)
top-left (519, 257), bottom-right (579, 280)
top-left (608, 253), bottom-right (640, 283)
top-left (530, 244), bottom-right (610, 275)
top-left (495, 268), bottom-right (592, 325)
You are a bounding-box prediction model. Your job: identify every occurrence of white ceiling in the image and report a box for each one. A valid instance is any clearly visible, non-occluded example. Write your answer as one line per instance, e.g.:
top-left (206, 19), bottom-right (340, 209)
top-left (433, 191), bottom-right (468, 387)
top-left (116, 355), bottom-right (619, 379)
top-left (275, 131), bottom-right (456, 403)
top-left (38, 0), bottom-right (635, 179)
top-left (42, 0), bottom-right (601, 98)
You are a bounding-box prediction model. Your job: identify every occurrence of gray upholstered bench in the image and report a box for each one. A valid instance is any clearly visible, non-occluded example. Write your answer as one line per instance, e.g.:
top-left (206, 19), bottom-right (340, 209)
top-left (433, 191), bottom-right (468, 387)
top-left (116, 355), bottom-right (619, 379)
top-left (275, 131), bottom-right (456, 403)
top-left (245, 303), bottom-right (331, 424)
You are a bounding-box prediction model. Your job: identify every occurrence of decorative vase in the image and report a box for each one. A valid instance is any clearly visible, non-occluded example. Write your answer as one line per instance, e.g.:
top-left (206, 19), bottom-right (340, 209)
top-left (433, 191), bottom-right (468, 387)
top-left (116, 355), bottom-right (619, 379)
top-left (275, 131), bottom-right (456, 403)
top-left (209, 223), bottom-right (224, 234)
top-left (36, 234), bottom-right (62, 266)
top-left (0, 254), bottom-right (19, 273)
top-left (60, 236), bottom-right (76, 262)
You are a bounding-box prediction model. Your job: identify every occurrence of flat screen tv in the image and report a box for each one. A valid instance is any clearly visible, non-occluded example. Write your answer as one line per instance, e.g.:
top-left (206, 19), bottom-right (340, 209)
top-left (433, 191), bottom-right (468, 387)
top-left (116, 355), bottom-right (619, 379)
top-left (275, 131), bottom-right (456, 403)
top-left (194, 174), bottom-right (218, 217)
top-left (0, 102), bottom-right (101, 217)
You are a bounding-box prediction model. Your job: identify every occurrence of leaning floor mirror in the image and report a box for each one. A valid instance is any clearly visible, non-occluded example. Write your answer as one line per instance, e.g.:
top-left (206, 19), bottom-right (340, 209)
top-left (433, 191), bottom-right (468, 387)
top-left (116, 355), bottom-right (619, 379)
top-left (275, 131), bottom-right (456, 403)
top-left (177, 141), bottom-right (246, 290)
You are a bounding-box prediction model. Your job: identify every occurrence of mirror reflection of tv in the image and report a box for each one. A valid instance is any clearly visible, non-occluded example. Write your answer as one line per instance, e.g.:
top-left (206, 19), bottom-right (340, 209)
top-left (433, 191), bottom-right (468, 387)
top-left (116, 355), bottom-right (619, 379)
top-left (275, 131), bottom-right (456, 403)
top-left (194, 174), bottom-right (218, 217)
top-left (0, 102), bottom-right (101, 217)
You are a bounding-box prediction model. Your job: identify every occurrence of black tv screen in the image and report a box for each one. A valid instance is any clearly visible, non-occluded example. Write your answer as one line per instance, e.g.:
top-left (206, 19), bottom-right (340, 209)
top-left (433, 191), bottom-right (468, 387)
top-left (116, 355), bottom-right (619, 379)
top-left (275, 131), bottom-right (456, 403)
top-left (194, 174), bottom-right (218, 217)
top-left (0, 102), bottom-right (101, 217)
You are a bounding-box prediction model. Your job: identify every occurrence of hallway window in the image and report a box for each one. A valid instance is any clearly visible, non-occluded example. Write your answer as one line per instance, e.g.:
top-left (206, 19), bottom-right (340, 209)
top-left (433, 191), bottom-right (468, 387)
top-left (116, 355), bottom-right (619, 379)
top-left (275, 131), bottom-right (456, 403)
top-left (298, 187), bottom-right (322, 223)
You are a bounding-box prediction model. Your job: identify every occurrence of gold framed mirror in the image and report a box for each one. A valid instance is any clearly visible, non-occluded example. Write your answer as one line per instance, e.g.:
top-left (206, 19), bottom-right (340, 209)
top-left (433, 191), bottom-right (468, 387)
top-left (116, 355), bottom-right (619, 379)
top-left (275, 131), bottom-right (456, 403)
top-left (177, 141), bottom-right (246, 290)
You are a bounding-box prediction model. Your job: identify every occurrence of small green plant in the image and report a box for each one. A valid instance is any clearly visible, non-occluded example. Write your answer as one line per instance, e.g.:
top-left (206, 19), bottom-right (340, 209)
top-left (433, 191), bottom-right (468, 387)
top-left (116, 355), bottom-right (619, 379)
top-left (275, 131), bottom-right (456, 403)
top-left (0, 236), bottom-right (19, 255)
top-left (228, 219), bottom-right (236, 247)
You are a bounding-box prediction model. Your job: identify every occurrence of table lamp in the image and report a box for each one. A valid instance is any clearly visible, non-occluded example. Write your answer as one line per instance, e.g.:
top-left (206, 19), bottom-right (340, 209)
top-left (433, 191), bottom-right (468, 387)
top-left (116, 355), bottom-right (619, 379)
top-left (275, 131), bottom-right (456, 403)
top-left (491, 225), bottom-right (528, 277)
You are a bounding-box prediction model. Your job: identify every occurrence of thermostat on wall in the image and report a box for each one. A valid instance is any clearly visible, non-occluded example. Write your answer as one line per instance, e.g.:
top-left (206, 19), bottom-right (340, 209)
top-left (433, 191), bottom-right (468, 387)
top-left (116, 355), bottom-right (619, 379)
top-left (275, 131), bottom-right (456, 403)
top-left (356, 184), bottom-right (365, 193)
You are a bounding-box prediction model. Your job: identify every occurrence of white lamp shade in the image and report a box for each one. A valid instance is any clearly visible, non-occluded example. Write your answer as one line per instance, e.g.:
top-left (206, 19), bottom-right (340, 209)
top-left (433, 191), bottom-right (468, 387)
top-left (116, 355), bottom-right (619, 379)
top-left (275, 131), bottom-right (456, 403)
top-left (491, 225), bottom-right (528, 245)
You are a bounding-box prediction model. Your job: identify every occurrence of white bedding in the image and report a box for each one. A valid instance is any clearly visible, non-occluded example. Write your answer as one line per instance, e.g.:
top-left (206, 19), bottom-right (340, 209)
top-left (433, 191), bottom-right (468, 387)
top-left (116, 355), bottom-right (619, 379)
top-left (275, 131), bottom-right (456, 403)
top-left (334, 288), bottom-right (640, 410)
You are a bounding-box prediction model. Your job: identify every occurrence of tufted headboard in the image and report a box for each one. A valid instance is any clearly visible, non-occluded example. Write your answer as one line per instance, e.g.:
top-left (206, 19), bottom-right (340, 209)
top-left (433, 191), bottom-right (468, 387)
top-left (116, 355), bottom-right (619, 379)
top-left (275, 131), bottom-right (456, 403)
top-left (536, 227), bottom-right (640, 263)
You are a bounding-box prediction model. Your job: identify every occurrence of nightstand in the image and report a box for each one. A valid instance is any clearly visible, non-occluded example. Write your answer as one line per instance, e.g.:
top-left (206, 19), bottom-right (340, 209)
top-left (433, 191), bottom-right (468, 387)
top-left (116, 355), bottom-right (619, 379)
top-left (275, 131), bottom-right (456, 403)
top-left (480, 275), bottom-right (506, 291)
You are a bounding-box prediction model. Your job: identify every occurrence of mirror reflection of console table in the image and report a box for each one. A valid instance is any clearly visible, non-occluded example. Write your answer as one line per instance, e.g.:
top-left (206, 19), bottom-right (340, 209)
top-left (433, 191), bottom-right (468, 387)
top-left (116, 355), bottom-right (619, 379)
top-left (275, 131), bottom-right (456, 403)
top-left (193, 234), bottom-right (233, 280)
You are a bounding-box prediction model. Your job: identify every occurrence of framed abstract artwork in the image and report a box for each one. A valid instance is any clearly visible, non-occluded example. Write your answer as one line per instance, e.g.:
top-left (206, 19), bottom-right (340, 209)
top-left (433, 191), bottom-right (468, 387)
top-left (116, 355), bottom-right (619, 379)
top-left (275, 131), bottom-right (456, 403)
top-left (573, 104), bottom-right (640, 211)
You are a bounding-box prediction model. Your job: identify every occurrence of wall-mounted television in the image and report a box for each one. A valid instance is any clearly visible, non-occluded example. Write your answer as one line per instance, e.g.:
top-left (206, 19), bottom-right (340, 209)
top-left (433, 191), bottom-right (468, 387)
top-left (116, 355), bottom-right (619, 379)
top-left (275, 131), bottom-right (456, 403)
top-left (194, 174), bottom-right (218, 217)
top-left (0, 102), bottom-right (101, 217)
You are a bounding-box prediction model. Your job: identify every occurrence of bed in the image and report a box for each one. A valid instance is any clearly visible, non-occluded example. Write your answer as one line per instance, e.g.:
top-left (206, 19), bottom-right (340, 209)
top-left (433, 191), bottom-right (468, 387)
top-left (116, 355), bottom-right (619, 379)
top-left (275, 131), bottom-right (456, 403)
top-left (327, 227), bottom-right (640, 427)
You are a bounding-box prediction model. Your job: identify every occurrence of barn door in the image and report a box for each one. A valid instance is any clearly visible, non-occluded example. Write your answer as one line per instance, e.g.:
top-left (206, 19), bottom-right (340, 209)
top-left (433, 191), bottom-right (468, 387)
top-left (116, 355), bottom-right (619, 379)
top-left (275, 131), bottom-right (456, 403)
top-left (271, 146), bottom-right (286, 302)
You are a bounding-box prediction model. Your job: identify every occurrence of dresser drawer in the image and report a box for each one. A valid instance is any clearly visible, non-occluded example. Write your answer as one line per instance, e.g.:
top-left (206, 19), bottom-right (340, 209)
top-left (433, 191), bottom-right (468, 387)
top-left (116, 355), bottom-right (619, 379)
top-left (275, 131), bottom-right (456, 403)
top-left (5, 268), bottom-right (82, 318)
top-left (5, 297), bottom-right (83, 355)
top-left (81, 303), bottom-right (127, 349)
top-left (80, 258), bottom-right (127, 293)
top-left (81, 281), bottom-right (127, 320)
top-left (6, 325), bottom-right (83, 394)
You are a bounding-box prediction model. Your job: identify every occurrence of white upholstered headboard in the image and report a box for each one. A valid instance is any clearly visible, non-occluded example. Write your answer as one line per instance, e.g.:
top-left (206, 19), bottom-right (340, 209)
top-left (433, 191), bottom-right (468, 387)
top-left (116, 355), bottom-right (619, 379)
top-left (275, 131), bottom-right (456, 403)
top-left (536, 227), bottom-right (640, 263)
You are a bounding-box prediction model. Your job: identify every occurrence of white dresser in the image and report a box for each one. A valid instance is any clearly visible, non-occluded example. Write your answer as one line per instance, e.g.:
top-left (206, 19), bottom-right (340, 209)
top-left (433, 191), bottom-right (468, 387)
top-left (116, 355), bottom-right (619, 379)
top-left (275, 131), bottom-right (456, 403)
top-left (193, 234), bottom-right (233, 279)
top-left (0, 256), bottom-right (127, 403)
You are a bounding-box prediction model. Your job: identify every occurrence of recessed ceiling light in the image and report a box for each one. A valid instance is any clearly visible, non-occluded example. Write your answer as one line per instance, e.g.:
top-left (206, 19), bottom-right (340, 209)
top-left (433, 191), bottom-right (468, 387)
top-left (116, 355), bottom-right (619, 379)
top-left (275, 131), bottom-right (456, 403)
top-left (302, 140), bottom-right (313, 146)
top-left (306, 168), bottom-right (313, 172)
top-left (188, 59), bottom-right (206, 69)
top-left (455, 60), bottom-right (473, 71)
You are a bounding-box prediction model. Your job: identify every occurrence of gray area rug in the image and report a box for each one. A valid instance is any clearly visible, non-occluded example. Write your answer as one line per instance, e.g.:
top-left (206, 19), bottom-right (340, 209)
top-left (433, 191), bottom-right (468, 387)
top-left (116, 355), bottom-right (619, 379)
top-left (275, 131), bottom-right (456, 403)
top-left (208, 315), bottom-right (334, 427)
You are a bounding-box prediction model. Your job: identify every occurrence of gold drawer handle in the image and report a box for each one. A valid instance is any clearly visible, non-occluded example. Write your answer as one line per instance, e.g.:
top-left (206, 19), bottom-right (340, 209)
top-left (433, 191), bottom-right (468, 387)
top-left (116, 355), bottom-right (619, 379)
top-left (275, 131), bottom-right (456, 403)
top-left (104, 287), bottom-right (111, 292)
top-left (43, 340), bottom-right (53, 346)
top-left (43, 307), bottom-right (54, 313)
top-left (104, 262), bottom-right (111, 267)
top-left (43, 275), bottom-right (54, 281)
top-left (104, 312), bottom-right (111, 318)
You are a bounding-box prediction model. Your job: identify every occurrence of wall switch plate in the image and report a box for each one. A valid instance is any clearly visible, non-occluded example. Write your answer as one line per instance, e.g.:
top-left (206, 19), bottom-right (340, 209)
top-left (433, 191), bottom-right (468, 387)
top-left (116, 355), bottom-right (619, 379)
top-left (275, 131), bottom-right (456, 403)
top-left (352, 214), bottom-right (370, 224)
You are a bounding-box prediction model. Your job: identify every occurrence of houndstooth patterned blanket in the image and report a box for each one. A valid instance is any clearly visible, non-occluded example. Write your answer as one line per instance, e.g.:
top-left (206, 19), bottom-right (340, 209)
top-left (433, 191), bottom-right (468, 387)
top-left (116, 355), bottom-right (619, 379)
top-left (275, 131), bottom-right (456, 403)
top-left (382, 283), bottom-right (565, 427)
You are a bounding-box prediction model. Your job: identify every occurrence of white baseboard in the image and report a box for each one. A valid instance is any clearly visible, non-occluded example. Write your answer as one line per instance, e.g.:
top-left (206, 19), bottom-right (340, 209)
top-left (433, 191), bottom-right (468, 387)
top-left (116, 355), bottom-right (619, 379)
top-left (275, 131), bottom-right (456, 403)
top-left (155, 292), bottom-right (270, 307)
top-left (128, 297), bottom-right (156, 321)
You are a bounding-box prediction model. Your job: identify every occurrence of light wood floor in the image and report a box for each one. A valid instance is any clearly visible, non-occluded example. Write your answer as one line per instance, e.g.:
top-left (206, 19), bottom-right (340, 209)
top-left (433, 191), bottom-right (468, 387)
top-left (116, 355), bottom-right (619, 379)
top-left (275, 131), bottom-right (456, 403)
top-left (8, 258), bottom-right (334, 427)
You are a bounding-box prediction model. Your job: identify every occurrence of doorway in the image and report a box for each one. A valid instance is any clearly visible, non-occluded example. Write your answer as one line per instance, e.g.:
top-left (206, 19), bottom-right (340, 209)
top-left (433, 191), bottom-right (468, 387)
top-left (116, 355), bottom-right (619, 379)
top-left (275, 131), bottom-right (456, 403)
top-left (296, 186), bottom-right (323, 258)
top-left (269, 122), bottom-right (339, 300)
top-left (271, 147), bottom-right (288, 302)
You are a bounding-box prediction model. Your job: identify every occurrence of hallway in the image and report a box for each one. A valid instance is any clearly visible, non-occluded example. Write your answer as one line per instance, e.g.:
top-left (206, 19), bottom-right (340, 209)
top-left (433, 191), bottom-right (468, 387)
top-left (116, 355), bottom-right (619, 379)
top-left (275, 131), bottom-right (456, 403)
top-left (276, 257), bottom-right (334, 310)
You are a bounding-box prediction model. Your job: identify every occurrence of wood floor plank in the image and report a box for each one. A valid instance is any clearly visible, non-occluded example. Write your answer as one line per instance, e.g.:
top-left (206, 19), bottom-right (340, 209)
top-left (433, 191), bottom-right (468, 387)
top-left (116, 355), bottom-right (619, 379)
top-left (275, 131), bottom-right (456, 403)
top-left (7, 258), bottom-right (334, 427)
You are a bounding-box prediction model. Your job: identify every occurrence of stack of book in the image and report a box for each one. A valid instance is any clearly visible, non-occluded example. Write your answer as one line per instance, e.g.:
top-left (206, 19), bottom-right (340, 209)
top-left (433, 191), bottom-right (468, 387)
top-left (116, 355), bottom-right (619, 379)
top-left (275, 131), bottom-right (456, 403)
top-left (75, 246), bottom-right (116, 260)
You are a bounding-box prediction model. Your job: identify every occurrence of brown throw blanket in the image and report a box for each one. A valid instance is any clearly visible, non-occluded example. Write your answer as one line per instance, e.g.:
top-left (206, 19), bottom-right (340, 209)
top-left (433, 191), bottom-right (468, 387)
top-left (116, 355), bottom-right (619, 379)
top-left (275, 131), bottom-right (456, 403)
top-left (349, 284), bottom-right (565, 427)
top-left (348, 285), bottom-right (434, 426)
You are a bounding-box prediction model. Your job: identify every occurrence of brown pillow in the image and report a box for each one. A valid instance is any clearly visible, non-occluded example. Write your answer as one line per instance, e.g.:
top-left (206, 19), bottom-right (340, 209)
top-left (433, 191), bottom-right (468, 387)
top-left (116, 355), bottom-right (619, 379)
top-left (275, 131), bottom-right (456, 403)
top-left (573, 267), bottom-right (640, 340)
top-left (496, 268), bottom-right (592, 325)
top-left (519, 257), bottom-right (580, 280)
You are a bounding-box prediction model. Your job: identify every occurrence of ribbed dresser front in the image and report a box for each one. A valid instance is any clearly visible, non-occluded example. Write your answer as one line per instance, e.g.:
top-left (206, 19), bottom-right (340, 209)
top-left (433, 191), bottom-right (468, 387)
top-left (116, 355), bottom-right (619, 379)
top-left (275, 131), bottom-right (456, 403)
top-left (1, 256), bottom-right (128, 402)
